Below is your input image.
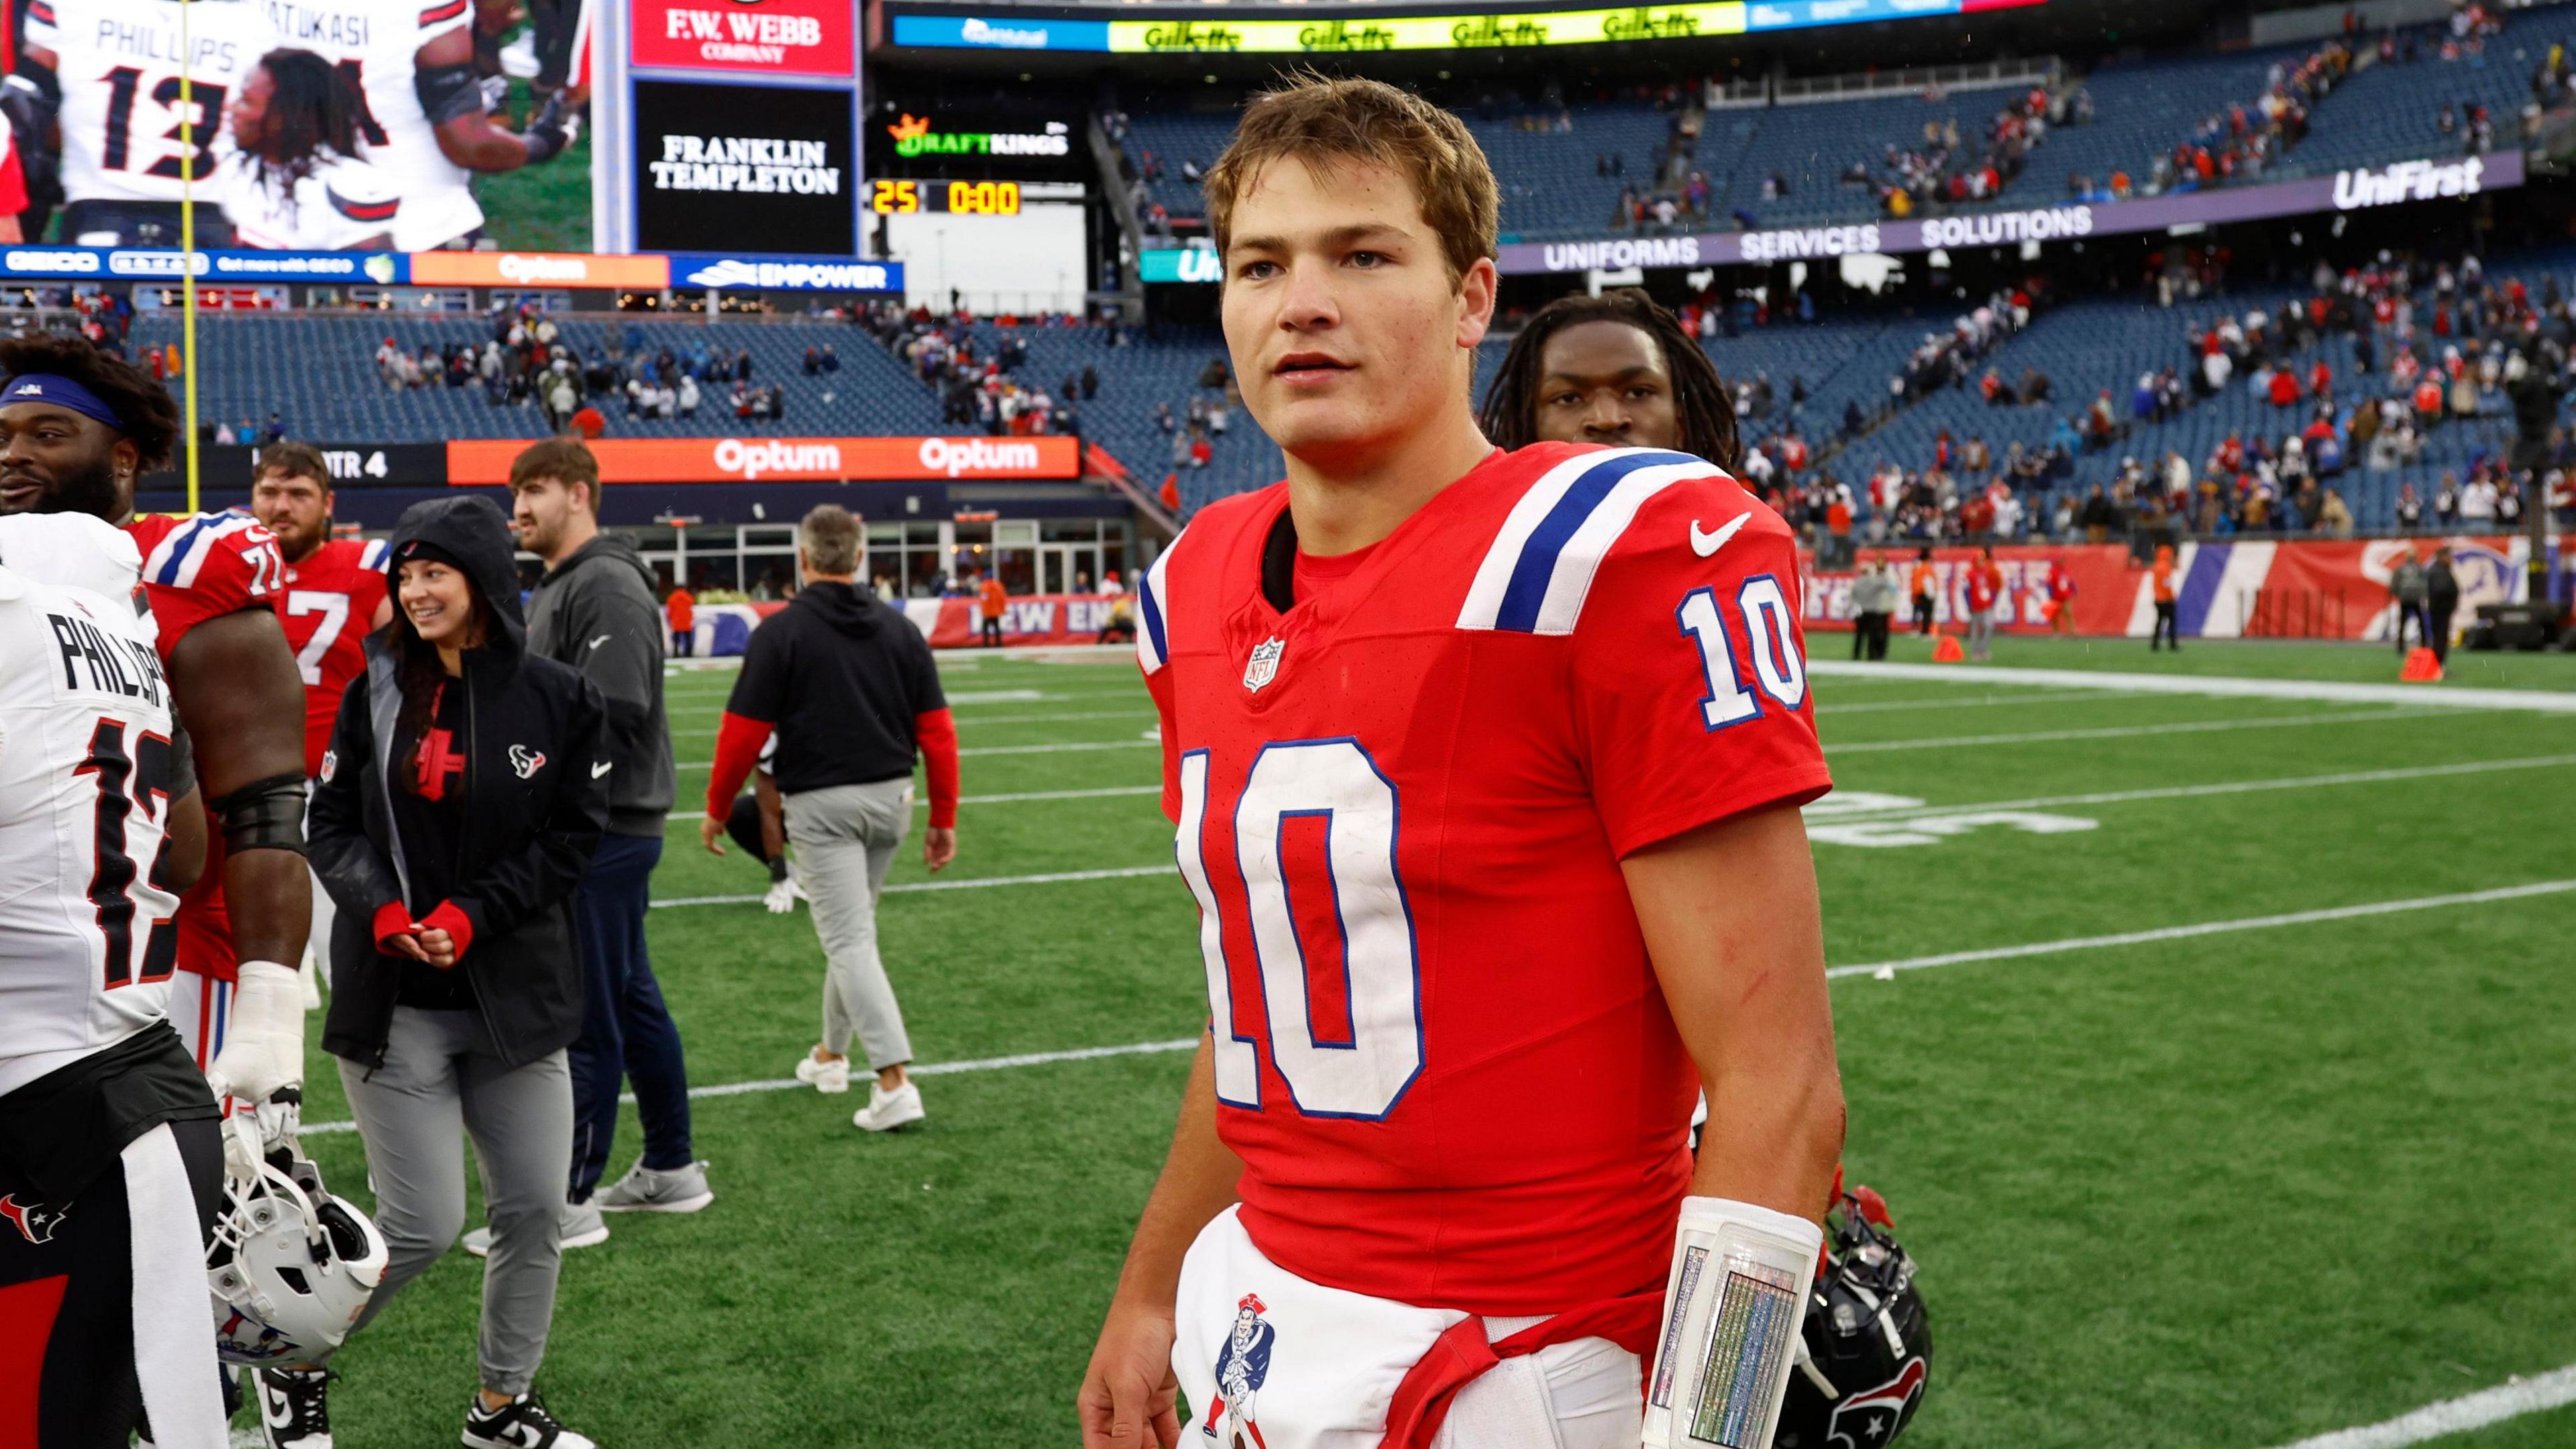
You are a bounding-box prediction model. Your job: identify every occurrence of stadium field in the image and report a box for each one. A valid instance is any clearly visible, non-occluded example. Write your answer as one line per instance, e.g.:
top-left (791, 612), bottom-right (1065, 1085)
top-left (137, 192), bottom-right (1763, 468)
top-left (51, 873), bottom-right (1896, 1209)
top-left (268, 638), bottom-right (2576, 1448)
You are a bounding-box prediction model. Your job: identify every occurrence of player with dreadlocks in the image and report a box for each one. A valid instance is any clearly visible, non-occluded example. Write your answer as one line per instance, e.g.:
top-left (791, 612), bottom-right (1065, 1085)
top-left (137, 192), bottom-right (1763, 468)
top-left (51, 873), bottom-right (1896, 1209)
top-left (221, 48), bottom-right (402, 252)
top-left (1479, 287), bottom-right (1742, 470)
top-left (0, 335), bottom-right (315, 1191)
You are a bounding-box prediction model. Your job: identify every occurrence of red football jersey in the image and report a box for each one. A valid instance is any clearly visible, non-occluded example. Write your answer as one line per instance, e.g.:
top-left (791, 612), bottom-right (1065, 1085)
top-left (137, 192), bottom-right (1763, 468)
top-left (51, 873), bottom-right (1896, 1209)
top-left (129, 511), bottom-right (289, 984)
top-left (1138, 443), bottom-right (1832, 1316)
top-left (279, 537), bottom-right (390, 777)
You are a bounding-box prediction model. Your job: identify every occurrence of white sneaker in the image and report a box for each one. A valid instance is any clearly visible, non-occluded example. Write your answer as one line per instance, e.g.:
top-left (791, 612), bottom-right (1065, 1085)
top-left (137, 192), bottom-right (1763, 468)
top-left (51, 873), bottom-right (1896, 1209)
top-left (594, 1159), bottom-right (714, 1214)
top-left (763, 877), bottom-right (796, 914)
top-left (853, 1080), bottom-right (924, 1132)
top-left (462, 1199), bottom-right (609, 1258)
top-left (462, 1389), bottom-right (594, 1449)
top-left (794, 1051), bottom-right (850, 1094)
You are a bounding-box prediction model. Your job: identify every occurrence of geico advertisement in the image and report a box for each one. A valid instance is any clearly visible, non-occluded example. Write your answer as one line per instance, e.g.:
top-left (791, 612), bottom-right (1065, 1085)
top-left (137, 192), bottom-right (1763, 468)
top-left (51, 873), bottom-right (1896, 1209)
top-left (446, 436), bottom-right (1080, 484)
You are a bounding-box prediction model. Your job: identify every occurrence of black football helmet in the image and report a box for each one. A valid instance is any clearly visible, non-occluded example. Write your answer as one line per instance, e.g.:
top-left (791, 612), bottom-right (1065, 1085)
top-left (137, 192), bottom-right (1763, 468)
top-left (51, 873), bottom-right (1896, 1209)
top-left (1774, 1181), bottom-right (1931, 1449)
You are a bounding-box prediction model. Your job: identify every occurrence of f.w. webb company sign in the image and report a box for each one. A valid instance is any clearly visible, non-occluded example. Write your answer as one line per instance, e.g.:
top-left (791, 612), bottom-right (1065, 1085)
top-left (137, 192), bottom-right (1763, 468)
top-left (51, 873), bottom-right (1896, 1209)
top-left (1495, 152), bottom-right (2521, 276)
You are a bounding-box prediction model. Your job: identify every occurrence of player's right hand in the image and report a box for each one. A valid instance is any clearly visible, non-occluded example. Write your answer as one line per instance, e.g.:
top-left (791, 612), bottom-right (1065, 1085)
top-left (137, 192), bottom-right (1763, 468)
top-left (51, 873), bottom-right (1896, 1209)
top-left (1077, 1301), bottom-right (1182, 1449)
top-left (521, 92), bottom-right (580, 164)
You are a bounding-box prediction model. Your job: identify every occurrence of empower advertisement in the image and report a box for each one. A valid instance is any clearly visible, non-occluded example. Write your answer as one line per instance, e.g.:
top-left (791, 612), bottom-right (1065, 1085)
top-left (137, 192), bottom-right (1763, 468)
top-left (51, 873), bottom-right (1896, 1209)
top-left (445, 436), bottom-right (1081, 484)
top-left (18, 0), bottom-right (592, 252)
top-left (887, 0), bottom-right (2045, 52)
top-left (1489, 152), bottom-right (2524, 276)
top-left (633, 79), bottom-right (859, 255)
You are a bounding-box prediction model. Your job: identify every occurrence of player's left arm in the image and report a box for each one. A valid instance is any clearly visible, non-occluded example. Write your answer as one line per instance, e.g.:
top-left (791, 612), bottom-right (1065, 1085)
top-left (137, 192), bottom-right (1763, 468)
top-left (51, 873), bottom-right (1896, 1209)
top-left (168, 606), bottom-right (314, 1115)
top-left (416, 23), bottom-right (574, 171)
top-left (1623, 804), bottom-right (1843, 1217)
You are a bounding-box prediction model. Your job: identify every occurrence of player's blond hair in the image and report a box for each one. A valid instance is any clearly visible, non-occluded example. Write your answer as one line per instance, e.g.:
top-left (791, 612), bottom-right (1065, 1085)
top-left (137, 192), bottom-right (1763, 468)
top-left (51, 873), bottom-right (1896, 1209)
top-left (1203, 72), bottom-right (1500, 287)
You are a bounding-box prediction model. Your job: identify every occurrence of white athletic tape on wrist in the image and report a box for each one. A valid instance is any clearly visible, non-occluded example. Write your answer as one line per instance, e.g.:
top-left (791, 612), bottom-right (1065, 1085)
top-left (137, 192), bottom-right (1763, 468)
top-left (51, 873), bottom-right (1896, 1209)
top-left (1642, 1195), bottom-right (1825, 1449)
top-left (206, 961), bottom-right (306, 1106)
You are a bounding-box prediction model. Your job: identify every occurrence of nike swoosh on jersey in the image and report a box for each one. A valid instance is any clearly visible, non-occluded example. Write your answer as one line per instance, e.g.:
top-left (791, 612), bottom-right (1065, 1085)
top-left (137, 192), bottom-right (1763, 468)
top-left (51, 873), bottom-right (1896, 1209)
top-left (588, 635), bottom-right (612, 650)
top-left (592, 761), bottom-right (613, 778)
top-left (1690, 513), bottom-right (1754, 558)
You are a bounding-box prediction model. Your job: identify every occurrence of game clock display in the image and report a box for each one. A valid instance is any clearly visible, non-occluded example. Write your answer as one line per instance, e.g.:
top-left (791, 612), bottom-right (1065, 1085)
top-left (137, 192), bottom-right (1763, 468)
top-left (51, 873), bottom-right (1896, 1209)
top-left (869, 179), bottom-right (1027, 216)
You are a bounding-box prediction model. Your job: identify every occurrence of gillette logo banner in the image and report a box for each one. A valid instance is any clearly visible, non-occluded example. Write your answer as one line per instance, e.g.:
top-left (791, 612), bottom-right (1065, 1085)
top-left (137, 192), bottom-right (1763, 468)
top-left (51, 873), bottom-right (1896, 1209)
top-left (2332, 157), bottom-right (2486, 210)
top-left (678, 256), bottom-right (902, 292)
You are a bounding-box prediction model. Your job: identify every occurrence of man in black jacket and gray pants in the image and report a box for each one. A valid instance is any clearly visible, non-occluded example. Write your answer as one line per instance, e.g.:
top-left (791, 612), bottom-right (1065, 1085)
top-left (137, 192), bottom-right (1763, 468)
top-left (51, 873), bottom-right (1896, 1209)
top-left (700, 506), bottom-right (961, 1134)
top-left (504, 439), bottom-right (706, 1248)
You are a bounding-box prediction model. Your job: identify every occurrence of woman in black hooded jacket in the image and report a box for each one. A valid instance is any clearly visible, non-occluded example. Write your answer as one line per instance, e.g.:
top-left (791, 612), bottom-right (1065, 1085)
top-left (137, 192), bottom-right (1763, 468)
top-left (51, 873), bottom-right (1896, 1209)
top-left (287, 494), bottom-right (612, 1449)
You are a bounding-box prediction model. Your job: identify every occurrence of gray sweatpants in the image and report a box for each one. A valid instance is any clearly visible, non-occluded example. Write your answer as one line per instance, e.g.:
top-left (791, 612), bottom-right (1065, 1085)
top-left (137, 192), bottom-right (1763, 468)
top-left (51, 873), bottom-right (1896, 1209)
top-left (337, 1007), bottom-right (574, 1396)
top-left (784, 777), bottom-right (915, 1070)
top-left (1967, 606), bottom-right (1995, 659)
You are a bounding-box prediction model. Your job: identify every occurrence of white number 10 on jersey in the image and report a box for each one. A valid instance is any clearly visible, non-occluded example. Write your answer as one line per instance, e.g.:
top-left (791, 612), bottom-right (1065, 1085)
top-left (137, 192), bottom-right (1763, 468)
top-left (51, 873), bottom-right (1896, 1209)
top-left (1175, 742), bottom-right (1424, 1120)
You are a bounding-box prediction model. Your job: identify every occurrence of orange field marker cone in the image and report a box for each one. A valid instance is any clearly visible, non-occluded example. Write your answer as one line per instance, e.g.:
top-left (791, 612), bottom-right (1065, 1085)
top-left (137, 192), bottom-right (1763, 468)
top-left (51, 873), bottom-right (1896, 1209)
top-left (2399, 647), bottom-right (2443, 683)
top-left (1930, 632), bottom-right (1966, 663)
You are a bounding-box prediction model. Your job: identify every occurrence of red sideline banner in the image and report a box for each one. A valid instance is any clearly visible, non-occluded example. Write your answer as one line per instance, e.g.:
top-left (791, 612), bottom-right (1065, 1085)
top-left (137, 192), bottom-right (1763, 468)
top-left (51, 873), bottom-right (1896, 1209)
top-left (1799, 536), bottom-right (2552, 640)
top-left (902, 594), bottom-right (1130, 647)
top-left (448, 435), bottom-right (1079, 485)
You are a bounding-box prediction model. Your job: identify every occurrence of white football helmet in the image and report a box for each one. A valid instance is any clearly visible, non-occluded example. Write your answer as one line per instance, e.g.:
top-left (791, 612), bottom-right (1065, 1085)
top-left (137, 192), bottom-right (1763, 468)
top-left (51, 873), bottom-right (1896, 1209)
top-left (209, 1156), bottom-right (387, 1366)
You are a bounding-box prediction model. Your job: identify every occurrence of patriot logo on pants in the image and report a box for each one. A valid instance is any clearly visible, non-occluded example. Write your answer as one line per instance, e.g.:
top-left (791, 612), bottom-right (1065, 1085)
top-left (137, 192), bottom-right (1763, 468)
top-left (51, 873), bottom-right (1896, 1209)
top-left (1203, 1292), bottom-right (1277, 1448)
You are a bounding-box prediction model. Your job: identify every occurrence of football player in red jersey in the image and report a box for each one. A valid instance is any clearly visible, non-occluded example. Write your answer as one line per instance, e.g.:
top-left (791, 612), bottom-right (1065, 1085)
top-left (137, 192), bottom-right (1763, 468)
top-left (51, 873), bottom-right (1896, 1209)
top-left (1079, 78), bottom-right (1845, 1449)
top-left (0, 336), bottom-right (315, 1168)
top-left (250, 443), bottom-right (392, 994)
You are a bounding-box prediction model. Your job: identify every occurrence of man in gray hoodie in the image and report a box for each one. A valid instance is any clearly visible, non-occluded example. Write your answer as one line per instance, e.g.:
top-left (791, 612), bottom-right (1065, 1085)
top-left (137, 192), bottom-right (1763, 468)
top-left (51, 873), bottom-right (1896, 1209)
top-left (498, 439), bottom-right (706, 1250)
top-left (2390, 546), bottom-right (2430, 655)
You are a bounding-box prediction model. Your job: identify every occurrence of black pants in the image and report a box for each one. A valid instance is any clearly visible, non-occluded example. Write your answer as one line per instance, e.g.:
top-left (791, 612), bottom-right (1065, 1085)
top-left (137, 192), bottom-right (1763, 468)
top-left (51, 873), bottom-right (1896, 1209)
top-left (568, 835), bottom-right (693, 1199)
top-left (981, 616), bottom-right (1003, 647)
top-left (526, 0), bottom-right (589, 91)
top-left (1913, 596), bottom-right (1935, 635)
top-left (0, 1117), bottom-right (223, 1448)
top-left (671, 628), bottom-right (693, 658)
top-left (2151, 600), bottom-right (2180, 650)
top-left (2429, 603), bottom-right (2455, 663)
top-left (1851, 612), bottom-right (1890, 660)
top-left (2394, 602), bottom-right (2430, 653)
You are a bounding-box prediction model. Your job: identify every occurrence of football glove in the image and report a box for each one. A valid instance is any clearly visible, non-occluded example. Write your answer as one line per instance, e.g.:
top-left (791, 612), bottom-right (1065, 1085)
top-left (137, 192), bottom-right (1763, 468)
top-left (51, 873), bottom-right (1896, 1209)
top-left (205, 959), bottom-right (306, 1111)
top-left (521, 92), bottom-right (581, 164)
top-left (763, 877), bottom-right (796, 914)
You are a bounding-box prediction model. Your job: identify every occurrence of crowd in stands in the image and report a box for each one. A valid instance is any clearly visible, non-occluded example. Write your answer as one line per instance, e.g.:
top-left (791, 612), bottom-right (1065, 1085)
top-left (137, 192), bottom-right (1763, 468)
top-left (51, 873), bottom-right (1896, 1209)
top-left (1867, 83), bottom-right (2077, 219)
top-left (1825, 245), bottom-right (2576, 548)
top-left (364, 306), bottom-right (800, 434)
top-left (2159, 36), bottom-right (2349, 194)
top-left (853, 301), bottom-right (1093, 441)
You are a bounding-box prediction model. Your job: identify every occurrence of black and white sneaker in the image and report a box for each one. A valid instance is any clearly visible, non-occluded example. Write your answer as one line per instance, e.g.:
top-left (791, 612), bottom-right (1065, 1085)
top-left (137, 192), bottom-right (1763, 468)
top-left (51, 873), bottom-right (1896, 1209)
top-left (255, 1366), bottom-right (335, 1449)
top-left (462, 1389), bottom-right (598, 1449)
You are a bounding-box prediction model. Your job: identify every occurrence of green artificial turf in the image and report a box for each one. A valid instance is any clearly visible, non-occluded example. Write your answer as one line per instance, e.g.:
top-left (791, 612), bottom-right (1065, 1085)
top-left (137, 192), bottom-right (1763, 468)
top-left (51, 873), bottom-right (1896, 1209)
top-left (268, 643), bottom-right (2576, 1448)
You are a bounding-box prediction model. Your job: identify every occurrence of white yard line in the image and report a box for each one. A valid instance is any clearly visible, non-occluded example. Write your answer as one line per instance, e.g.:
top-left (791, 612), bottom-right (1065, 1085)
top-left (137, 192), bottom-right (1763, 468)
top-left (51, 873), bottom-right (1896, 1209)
top-left (296, 1037), bottom-right (1200, 1138)
top-left (647, 864), bottom-right (1173, 908)
top-left (1817, 688), bottom-right (2151, 715)
top-left (1823, 880), bottom-right (2576, 979)
top-left (1823, 706), bottom-right (2463, 755)
top-left (667, 708), bottom-right (1153, 737)
top-left (1821, 754), bottom-right (2576, 820)
top-left (2261, 1364), bottom-right (2576, 1449)
top-left (674, 738), bottom-right (1159, 769)
top-left (1807, 661), bottom-right (2576, 714)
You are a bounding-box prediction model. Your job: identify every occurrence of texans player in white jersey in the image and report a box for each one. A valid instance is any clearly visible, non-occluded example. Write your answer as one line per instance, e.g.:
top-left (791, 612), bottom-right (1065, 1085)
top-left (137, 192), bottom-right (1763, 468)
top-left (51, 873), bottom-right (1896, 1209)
top-left (219, 47), bottom-right (399, 250)
top-left (18, 0), bottom-right (262, 246)
top-left (250, 0), bottom-right (580, 251)
top-left (0, 335), bottom-right (314, 1190)
top-left (0, 515), bottom-right (229, 1449)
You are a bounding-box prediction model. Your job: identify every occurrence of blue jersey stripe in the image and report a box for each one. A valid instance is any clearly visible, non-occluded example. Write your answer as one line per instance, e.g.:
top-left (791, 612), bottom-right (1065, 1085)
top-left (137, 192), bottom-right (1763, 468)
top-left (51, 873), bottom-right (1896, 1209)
top-left (150, 516), bottom-right (217, 586)
top-left (1491, 450), bottom-right (1695, 633)
top-left (1140, 572), bottom-right (1169, 663)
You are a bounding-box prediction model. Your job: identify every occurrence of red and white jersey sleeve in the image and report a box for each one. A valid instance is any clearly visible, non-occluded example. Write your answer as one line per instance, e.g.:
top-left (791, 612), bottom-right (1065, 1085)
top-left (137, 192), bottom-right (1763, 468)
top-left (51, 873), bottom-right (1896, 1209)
top-left (1563, 474), bottom-right (1832, 856)
top-left (280, 537), bottom-right (389, 777)
top-left (127, 512), bottom-right (286, 660)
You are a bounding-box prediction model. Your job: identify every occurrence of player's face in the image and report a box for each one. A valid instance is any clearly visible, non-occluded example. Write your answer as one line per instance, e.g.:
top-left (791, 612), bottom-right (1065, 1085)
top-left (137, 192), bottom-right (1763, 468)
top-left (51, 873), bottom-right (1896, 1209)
top-left (250, 470), bottom-right (331, 560)
top-left (1220, 157), bottom-right (1496, 469)
top-left (1531, 321), bottom-right (1680, 452)
top-left (228, 66), bottom-right (276, 152)
top-left (509, 476), bottom-right (580, 558)
top-left (398, 559), bottom-right (480, 649)
top-left (0, 404), bottom-right (133, 520)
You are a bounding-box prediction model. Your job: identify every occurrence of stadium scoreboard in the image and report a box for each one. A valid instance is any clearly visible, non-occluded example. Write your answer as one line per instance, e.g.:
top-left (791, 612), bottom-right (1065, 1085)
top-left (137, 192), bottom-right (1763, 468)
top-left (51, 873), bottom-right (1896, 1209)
top-left (869, 179), bottom-right (1027, 216)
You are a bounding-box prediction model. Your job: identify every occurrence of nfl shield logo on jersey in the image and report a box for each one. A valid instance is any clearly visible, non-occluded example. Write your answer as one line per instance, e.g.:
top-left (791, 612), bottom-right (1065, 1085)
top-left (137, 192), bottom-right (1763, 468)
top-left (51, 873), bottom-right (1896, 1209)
top-left (1242, 638), bottom-right (1285, 693)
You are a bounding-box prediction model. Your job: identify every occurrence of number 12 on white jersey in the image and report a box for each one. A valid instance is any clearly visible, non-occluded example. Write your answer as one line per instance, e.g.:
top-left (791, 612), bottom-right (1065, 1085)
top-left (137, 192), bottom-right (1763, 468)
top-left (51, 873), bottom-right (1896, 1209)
top-left (1175, 742), bottom-right (1424, 1121)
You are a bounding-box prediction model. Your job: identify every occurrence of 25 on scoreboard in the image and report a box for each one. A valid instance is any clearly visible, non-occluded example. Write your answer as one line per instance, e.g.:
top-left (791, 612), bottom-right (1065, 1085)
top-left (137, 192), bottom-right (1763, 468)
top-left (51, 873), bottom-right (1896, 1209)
top-left (868, 179), bottom-right (1026, 215)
